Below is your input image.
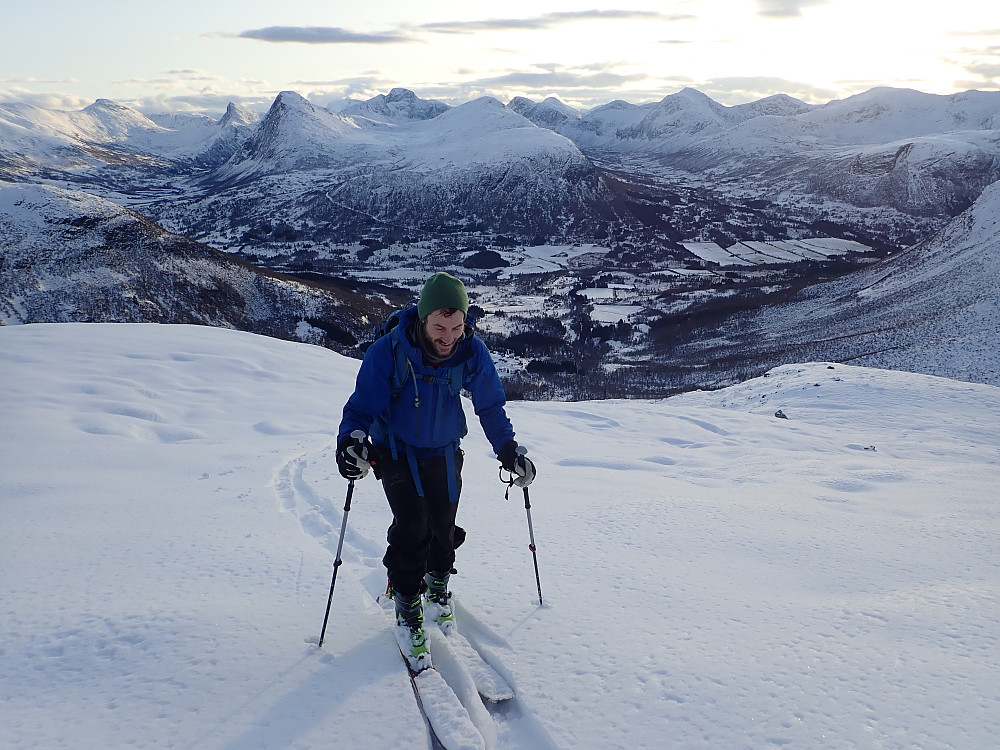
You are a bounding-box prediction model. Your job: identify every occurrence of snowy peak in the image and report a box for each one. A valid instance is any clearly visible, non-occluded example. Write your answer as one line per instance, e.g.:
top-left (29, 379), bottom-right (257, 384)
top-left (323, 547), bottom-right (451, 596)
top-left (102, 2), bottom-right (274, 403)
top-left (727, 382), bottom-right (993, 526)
top-left (339, 88), bottom-right (450, 124)
top-left (266, 90), bottom-right (321, 119)
top-left (219, 102), bottom-right (259, 128)
top-left (507, 96), bottom-right (580, 129)
top-left (802, 87), bottom-right (1000, 142)
top-left (82, 98), bottom-right (164, 139)
top-left (227, 91), bottom-right (363, 172)
top-left (426, 96), bottom-right (536, 138)
top-left (732, 93), bottom-right (813, 119)
top-left (669, 86), bottom-right (724, 108)
top-left (614, 87), bottom-right (732, 141)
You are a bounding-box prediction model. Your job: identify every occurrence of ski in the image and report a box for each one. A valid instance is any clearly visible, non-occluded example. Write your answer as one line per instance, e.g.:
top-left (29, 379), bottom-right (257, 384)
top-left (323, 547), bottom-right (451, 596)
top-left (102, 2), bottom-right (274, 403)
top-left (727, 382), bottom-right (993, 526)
top-left (398, 647), bottom-right (485, 750)
top-left (374, 582), bottom-right (485, 750)
top-left (400, 650), bottom-right (447, 750)
top-left (431, 620), bottom-right (514, 703)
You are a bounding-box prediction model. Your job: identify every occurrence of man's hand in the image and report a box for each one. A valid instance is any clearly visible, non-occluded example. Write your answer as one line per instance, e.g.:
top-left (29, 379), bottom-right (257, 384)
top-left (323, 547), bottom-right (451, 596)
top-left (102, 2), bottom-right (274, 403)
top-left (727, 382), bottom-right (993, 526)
top-left (498, 440), bottom-right (536, 488)
top-left (336, 431), bottom-right (371, 481)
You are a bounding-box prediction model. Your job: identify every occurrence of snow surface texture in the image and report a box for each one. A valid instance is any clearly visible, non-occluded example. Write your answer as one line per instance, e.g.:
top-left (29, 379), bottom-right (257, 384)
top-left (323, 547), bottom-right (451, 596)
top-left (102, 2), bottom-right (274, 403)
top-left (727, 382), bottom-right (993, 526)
top-left (2, 323), bottom-right (998, 749)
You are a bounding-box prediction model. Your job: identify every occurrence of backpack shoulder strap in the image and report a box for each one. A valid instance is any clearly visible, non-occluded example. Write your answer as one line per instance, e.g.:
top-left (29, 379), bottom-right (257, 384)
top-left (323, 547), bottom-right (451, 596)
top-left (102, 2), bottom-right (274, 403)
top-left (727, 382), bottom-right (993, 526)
top-left (388, 324), bottom-right (412, 397)
top-left (446, 361), bottom-right (465, 397)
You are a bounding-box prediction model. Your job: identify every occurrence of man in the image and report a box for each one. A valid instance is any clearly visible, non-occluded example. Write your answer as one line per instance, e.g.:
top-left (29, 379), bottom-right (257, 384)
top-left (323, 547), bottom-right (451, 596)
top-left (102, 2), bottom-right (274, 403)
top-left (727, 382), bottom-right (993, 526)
top-left (336, 271), bottom-right (536, 669)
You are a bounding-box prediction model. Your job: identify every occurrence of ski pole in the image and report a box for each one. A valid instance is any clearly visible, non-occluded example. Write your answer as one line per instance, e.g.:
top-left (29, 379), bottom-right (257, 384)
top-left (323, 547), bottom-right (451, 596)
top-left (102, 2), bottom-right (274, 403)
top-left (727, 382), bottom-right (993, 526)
top-left (318, 478), bottom-right (355, 648)
top-left (522, 486), bottom-right (543, 606)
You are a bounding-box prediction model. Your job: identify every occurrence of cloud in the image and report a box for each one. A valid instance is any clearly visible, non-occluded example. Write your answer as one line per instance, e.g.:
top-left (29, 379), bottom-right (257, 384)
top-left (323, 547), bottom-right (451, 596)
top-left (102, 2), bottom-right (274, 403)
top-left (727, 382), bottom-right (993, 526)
top-left (469, 69), bottom-right (650, 90)
top-left (303, 62), bottom-right (682, 111)
top-left (225, 11), bottom-right (693, 48)
top-left (436, 64), bottom-right (687, 109)
top-left (963, 62), bottom-right (1000, 79)
top-left (131, 92), bottom-right (273, 115)
top-left (754, 0), bottom-right (829, 18)
top-left (0, 76), bottom-right (79, 85)
top-left (163, 69), bottom-right (223, 80)
top-left (0, 88), bottom-right (91, 110)
top-left (700, 76), bottom-right (837, 104)
top-left (419, 10), bottom-right (688, 34)
top-left (948, 29), bottom-right (1000, 38)
top-left (234, 26), bottom-right (411, 44)
top-left (945, 42), bottom-right (1000, 88)
top-left (952, 79), bottom-right (1000, 91)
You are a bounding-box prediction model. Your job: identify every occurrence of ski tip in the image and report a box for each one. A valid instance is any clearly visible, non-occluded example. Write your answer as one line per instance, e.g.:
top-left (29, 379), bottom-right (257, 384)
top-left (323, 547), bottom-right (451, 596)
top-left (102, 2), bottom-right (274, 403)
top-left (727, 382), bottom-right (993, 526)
top-left (480, 690), bottom-right (515, 703)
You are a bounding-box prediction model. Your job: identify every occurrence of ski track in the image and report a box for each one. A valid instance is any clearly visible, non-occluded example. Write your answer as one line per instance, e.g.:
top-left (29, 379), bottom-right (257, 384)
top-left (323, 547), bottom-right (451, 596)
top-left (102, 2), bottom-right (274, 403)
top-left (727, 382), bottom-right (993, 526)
top-left (272, 442), bottom-right (557, 750)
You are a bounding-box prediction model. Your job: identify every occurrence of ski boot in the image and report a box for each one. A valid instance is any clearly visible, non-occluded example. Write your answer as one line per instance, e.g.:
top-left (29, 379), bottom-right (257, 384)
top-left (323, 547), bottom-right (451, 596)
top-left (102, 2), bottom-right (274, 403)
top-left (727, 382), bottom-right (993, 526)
top-left (423, 570), bottom-right (455, 631)
top-left (393, 588), bottom-right (431, 671)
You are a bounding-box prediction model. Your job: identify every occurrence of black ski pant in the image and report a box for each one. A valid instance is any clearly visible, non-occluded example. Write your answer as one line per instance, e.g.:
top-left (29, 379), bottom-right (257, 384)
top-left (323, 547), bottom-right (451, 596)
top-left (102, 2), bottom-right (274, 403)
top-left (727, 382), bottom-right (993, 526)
top-left (377, 447), bottom-right (464, 597)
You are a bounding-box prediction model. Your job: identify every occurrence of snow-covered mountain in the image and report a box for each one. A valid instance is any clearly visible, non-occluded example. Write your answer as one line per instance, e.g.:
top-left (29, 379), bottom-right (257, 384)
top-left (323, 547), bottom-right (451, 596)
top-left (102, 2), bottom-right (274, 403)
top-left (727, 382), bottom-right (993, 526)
top-left (218, 101), bottom-right (260, 128)
top-left (4, 85), bottom-right (1000, 396)
top-left (548, 87), bottom-right (1000, 238)
top-left (5, 86), bottom-right (999, 248)
top-left (178, 90), bottom-right (630, 246)
top-left (543, 87), bottom-right (813, 150)
top-left (212, 91), bottom-right (374, 179)
top-left (681, 178), bottom-right (1000, 386)
top-left (0, 180), bottom-right (382, 348)
top-left (507, 95), bottom-right (580, 130)
top-left (339, 86), bottom-right (451, 124)
top-left (0, 98), bottom-right (258, 179)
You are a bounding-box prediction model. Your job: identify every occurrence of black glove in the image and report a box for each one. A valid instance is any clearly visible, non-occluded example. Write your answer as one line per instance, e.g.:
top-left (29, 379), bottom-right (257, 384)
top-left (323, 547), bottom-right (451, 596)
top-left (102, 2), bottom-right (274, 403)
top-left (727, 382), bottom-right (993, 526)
top-left (336, 431), bottom-right (371, 481)
top-left (498, 440), bottom-right (536, 488)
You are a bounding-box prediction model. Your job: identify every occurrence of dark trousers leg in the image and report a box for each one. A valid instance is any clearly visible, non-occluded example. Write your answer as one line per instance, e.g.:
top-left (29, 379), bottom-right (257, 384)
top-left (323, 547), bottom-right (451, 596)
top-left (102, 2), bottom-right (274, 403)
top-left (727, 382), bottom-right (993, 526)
top-left (380, 450), bottom-right (463, 597)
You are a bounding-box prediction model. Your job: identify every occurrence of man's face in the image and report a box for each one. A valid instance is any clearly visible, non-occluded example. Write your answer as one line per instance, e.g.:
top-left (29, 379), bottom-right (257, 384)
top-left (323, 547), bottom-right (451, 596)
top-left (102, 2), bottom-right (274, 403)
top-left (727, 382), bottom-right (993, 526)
top-left (424, 309), bottom-right (465, 358)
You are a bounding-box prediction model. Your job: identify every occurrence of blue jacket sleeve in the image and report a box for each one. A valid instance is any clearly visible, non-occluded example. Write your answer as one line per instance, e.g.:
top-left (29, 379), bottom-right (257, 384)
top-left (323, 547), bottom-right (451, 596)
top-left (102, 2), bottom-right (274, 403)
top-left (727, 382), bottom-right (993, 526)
top-left (338, 337), bottom-right (394, 442)
top-left (466, 338), bottom-right (515, 454)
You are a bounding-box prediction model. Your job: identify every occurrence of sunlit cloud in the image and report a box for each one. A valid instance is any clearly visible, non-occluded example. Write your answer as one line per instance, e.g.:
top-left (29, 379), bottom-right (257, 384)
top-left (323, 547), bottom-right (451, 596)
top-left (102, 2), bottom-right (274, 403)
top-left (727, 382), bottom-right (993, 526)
top-left (469, 69), bottom-right (650, 89)
top-left (0, 88), bottom-right (90, 110)
top-left (952, 78), bottom-right (1000, 91)
top-left (114, 70), bottom-right (226, 87)
top-left (943, 42), bottom-right (1000, 90)
top-left (947, 29), bottom-right (1000, 37)
top-left (234, 26), bottom-right (412, 44)
top-left (700, 75), bottom-right (836, 104)
top-left (963, 62), bottom-right (1000, 79)
top-left (1, 76), bottom-right (80, 86)
top-left (419, 10), bottom-right (690, 34)
top-left (754, 0), bottom-right (829, 18)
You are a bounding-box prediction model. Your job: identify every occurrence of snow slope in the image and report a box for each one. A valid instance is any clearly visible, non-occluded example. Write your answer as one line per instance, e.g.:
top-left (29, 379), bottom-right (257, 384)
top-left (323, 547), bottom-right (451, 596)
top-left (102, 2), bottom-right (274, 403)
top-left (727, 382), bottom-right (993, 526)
top-left (2, 323), bottom-right (998, 749)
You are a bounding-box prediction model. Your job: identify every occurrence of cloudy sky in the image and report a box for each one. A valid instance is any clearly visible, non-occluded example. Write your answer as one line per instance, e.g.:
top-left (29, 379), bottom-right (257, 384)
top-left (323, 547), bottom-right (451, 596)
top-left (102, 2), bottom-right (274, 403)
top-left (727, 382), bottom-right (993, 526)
top-left (2, 0), bottom-right (999, 114)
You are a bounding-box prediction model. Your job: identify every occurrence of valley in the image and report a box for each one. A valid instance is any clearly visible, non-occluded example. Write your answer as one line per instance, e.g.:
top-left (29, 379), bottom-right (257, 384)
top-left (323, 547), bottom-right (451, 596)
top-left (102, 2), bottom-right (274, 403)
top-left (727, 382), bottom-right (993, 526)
top-left (2, 85), bottom-right (999, 396)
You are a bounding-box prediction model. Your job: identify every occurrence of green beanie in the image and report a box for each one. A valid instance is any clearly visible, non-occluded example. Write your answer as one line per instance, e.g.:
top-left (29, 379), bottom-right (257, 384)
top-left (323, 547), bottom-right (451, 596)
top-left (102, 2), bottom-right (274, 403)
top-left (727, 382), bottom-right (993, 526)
top-left (417, 272), bottom-right (469, 319)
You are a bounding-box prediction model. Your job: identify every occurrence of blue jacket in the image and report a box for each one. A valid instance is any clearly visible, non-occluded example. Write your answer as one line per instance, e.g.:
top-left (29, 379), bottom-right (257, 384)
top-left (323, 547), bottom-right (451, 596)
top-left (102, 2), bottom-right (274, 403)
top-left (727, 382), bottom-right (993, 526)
top-left (339, 306), bottom-right (515, 458)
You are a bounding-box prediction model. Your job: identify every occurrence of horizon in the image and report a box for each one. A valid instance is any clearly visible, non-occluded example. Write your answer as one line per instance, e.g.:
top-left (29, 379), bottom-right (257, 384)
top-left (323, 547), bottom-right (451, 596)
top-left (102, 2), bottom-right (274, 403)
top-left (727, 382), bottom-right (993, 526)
top-left (2, 1), bottom-right (998, 115)
top-left (7, 82), bottom-right (998, 119)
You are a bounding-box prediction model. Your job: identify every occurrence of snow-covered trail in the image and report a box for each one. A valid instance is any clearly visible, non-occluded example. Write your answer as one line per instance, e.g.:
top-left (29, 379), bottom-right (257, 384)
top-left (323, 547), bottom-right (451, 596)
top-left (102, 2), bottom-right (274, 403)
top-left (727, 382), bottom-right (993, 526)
top-left (2, 323), bottom-right (999, 749)
top-left (272, 432), bottom-right (558, 750)
top-left (0, 324), bottom-right (427, 749)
